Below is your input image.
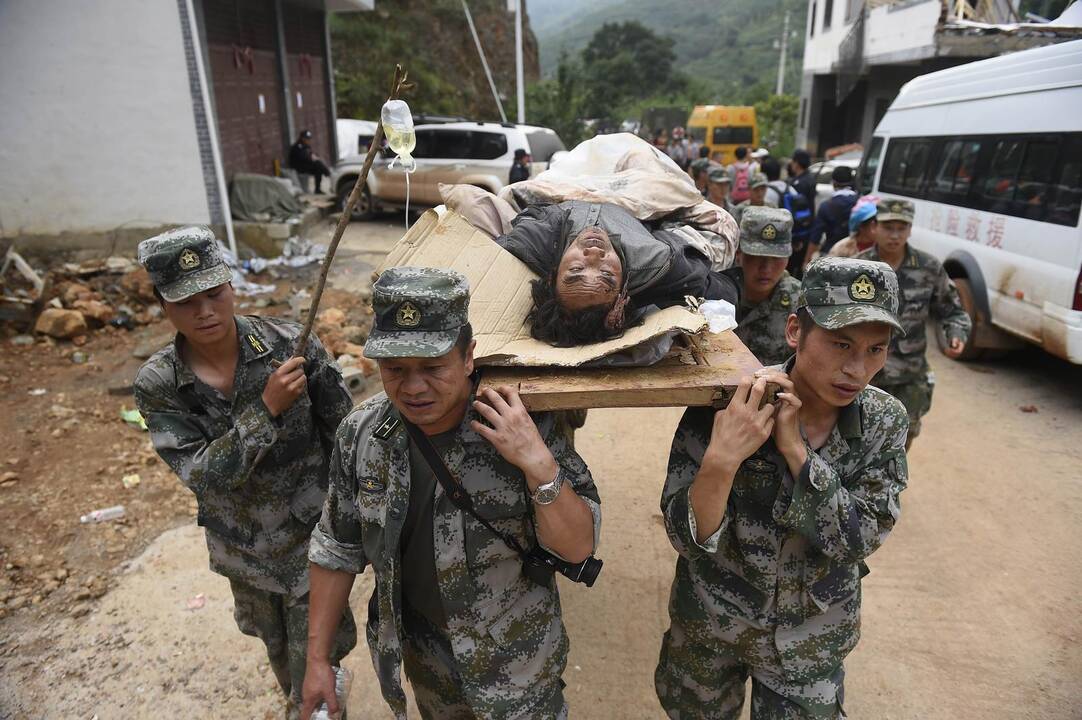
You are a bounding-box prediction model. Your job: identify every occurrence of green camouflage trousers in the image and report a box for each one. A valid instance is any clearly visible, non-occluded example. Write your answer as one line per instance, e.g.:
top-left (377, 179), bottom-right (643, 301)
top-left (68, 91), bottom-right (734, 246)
top-left (230, 579), bottom-right (357, 719)
top-left (655, 606), bottom-right (848, 720)
top-left (877, 375), bottom-right (934, 442)
top-left (400, 605), bottom-right (568, 720)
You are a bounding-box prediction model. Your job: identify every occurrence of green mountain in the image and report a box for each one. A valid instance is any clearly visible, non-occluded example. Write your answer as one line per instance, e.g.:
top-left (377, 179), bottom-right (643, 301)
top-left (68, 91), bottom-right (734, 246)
top-left (534, 0), bottom-right (808, 102)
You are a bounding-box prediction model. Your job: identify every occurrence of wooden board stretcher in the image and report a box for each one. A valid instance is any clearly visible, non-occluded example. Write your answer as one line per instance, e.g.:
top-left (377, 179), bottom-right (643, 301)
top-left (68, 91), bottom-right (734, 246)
top-left (479, 330), bottom-right (765, 412)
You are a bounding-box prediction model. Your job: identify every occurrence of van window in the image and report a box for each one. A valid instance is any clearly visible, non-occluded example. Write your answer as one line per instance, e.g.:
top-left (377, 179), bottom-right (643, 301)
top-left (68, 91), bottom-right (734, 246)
top-left (880, 138), bottom-right (932, 196)
top-left (858, 136), bottom-right (884, 193)
top-left (412, 130), bottom-right (437, 159)
top-left (978, 139), bottom-right (1025, 213)
top-left (1013, 140), bottom-right (1058, 221)
top-left (429, 130), bottom-right (473, 159)
top-left (712, 127), bottom-right (755, 145)
top-left (525, 131), bottom-right (566, 163)
top-left (470, 131), bottom-right (508, 160)
top-left (928, 139), bottom-right (981, 205)
top-left (1047, 135), bottom-right (1082, 227)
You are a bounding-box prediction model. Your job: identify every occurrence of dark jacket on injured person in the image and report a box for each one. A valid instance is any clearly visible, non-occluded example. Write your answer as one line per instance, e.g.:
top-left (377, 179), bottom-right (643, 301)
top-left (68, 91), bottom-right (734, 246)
top-left (495, 200), bottom-right (740, 309)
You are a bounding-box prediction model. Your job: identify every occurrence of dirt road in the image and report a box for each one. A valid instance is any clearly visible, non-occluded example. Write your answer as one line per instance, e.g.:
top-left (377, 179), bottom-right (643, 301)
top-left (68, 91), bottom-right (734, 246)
top-left (2, 217), bottom-right (1080, 718)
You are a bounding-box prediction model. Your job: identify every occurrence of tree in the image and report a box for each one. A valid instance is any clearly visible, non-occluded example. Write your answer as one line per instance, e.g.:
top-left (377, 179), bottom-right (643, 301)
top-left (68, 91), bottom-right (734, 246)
top-left (527, 54), bottom-right (592, 146)
top-left (755, 94), bottom-right (799, 157)
top-left (579, 22), bottom-right (681, 118)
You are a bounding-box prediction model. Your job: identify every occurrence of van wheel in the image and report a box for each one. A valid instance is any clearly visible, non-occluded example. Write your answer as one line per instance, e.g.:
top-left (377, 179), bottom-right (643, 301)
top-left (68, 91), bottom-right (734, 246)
top-left (338, 182), bottom-right (373, 221)
top-left (937, 277), bottom-right (986, 361)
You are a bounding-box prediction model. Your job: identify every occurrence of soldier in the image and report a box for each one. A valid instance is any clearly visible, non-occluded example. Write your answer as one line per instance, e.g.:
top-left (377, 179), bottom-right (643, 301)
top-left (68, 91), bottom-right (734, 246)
top-left (132, 227), bottom-right (357, 719)
top-left (730, 173), bottom-right (777, 226)
top-left (706, 166), bottom-right (734, 214)
top-left (655, 257), bottom-right (910, 719)
top-left (856, 199), bottom-right (971, 448)
top-left (723, 207), bottom-right (802, 366)
top-left (301, 267), bottom-right (602, 720)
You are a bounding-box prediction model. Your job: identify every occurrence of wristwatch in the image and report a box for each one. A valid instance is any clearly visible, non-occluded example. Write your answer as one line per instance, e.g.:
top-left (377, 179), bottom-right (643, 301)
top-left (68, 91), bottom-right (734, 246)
top-left (531, 467), bottom-right (563, 505)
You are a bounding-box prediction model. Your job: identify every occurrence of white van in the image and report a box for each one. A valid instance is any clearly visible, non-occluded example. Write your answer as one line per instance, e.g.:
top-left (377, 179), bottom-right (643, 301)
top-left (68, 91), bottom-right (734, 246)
top-left (857, 40), bottom-right (1082, 363)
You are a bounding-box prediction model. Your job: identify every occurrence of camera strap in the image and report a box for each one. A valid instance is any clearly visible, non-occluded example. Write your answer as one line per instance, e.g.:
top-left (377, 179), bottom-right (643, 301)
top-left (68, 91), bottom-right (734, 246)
top-left (401, 418), bottom-right (530, 559)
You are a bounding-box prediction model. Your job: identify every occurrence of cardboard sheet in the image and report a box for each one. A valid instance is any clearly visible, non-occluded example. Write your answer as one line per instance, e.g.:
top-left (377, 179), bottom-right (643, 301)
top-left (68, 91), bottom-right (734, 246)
top-left (377, 209), bottom-right (707, 367)
top-left (479, 330), bottom-right (765, 411)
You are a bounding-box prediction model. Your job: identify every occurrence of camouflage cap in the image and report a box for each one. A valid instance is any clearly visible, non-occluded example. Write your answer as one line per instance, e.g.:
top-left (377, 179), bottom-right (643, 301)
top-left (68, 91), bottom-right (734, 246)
top-left (739, 206), bottom-right (793, 258)
top-left (137, 226), bottom-right (232, 302)
top-left (690, 157), bottom-right (711, 174)
top-left (364, 266), bottom-right (470, 359)
top-left (749, 172), bottom-right (768, 189)
top-left (877, 198), bottom-right (915, 224)
top-left (798, 257), bottom-right (904, 333)
top-left (707, 166), bottom-right (731, 184)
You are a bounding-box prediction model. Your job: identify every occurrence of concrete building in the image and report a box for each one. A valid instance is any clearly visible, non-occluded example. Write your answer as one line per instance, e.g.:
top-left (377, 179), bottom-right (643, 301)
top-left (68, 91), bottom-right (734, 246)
top-left (796, 0), bottom-right (1082, 156)
top-left (0, 0), bottom-right (371, 256)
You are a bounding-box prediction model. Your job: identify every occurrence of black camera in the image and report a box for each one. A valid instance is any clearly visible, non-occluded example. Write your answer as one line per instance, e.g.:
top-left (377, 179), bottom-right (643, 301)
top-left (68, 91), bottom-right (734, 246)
top-left (523, 545), bottom-right (603, 588)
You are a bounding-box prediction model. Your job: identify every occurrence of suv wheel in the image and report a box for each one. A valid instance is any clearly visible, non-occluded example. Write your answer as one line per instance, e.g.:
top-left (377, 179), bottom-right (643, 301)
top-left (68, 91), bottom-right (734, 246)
top-left (338, 181), bottom-right (374, 221)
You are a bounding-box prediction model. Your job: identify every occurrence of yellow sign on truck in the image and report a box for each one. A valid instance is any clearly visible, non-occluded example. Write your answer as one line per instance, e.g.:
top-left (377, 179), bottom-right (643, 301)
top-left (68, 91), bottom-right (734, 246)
top-left (687, 105), bottom-right (758, 166)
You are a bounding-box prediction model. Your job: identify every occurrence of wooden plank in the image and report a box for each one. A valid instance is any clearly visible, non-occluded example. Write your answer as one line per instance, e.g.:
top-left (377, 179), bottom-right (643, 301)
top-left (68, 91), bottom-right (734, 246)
top-left (479, 330), bottom-right (765, 411)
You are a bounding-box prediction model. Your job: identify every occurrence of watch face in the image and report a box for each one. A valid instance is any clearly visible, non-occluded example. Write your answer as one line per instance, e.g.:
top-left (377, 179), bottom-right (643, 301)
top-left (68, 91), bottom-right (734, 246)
top-left (534, 484), bottom-right (559, 504)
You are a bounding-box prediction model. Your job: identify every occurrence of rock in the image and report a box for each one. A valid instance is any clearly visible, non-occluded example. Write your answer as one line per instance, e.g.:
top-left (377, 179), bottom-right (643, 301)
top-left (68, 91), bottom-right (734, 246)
top-left (60, 282), bottom-right (95, 306)
top-left (34, 309), bottom-right (88, 340)
top-left (72, 299), bottom-right (116, 324)
top-left (342, 324), bottom-right (368, 345)
top-left (0, 471), bottom-right (18, 485)
top-left (342, 366), bottom-right (367, 394)
top-left (10, 335), bottom-right (34, 346)
top-left (71, 334), bottom-right (88, 347)
top-left (120, 267), bottom-right (157, 302)
top-left (71, 351), bottom-right (89, 364)
top-left (317, 308), bottom-right (346, 328)
top-left (359, 356), bottom-right (379, 377)
top-left (133, 306), bottom-right (162, 325)
top-left (105, 256), bottom-right (135, 273)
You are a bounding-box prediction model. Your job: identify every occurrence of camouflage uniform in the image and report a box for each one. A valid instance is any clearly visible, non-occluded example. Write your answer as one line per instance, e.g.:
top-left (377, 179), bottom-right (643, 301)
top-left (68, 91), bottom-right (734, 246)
top-left (309, 267), bottom-right (602, 719)
top-left (724, 207), bottom-right (799, 366)
top-left (133, 227), bottom-right (357, 717)
top-left (857, 200), bottom-right (971, 440)
top-left (656, 258), bottom-right (910, 719)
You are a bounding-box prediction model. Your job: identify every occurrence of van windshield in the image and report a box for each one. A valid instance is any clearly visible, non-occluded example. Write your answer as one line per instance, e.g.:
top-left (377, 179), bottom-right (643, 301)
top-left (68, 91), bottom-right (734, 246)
top-left (712, 127), bottom-right (754, 145)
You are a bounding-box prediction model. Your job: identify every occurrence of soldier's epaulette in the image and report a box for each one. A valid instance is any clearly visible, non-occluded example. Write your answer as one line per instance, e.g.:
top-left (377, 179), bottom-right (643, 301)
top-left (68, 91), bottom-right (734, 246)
top-left (246, 333), bottom-right (268, 355)
top-left (373, 413), bottom-right (401, 440)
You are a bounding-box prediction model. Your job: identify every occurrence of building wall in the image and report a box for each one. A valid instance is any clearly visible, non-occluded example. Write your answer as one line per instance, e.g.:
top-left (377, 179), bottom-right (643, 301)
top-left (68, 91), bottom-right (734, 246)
top-left (0, 0), bottom-right (211, 239)
top-left (864, 0), bottom-right (941, 64)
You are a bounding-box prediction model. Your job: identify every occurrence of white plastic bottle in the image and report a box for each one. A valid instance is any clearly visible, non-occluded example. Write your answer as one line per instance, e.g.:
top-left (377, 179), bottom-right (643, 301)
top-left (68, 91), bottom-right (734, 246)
top-left (310, 666), bottom-right (353, 720)
top-left (80, 505), bottom-right (126, 523)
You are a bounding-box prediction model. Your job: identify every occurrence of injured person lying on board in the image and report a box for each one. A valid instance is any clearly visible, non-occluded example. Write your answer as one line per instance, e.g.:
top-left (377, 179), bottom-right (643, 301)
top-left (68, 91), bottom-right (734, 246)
top-left (495, 200), bottom-right (741, 347)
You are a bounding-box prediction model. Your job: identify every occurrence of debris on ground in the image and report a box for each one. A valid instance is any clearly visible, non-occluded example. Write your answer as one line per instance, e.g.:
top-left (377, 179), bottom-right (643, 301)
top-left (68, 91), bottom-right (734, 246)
top-left (185, 593), bottom-right (206, 611)
top-left (1019, 404), bottom-right (1039, 413)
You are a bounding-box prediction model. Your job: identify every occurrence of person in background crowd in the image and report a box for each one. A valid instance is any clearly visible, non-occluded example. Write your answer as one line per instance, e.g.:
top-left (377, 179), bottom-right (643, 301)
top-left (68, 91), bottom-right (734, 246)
top-left (804, 165), bottom-right (859, 265)
top-left (730, 173), bottom-right (776, 226)
top-left (727, 146), bottom-right (755, 205)
top-left (698, 145), bottom-right (711, 160)
top-left (751, 147), bottom-right (770, 166)
top-left (706, 167), bottom-right (734, 214)
top-left (654, 128), bottom-right (669, 150)
top-left (689, 158), bottom-right (713, 197)
top-left (829, 195), bottom-right (880, 258)
top-left (785, 149), bottom-right (817, 279)
top-left (668, 126), bottom-right (690, 170)
top-left (289, 130), bottom-right (333, 194)
top-left (762, 158), bottom-right (793, 208)
top-left (857, 199), bottom-right (972, 449)
top-left (509, 148), bottom-right (532, 184)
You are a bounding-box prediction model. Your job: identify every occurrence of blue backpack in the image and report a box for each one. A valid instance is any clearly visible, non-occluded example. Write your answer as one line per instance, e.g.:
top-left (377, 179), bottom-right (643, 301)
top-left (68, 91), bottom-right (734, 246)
top-left (783, 180), bottom-right (814, 241)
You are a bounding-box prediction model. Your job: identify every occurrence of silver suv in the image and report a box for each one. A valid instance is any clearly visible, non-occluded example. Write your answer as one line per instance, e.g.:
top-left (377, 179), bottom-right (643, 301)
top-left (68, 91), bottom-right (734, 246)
top-left (332, 121), bottom-right (566, 220)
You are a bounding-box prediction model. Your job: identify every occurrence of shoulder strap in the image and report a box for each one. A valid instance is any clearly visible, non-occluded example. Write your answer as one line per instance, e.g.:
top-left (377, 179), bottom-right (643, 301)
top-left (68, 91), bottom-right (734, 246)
top-left (401, 419), bottom-right (529, 557)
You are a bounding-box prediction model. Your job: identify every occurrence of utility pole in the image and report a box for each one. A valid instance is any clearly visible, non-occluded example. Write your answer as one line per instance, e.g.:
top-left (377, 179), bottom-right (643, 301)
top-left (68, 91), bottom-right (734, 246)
top-left (775, 10), bottom-right (790, 96)
top-left (514, 0), bottom-right (525, 124)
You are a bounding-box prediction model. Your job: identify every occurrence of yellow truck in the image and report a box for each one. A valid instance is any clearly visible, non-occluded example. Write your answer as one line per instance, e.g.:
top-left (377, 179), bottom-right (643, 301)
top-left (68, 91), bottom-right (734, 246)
top-left (687, 106), bottom-right (758, 166)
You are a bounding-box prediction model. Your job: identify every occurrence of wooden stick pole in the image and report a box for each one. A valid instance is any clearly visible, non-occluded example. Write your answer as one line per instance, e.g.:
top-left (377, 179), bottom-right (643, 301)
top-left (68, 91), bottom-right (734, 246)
top-left (292, 64), bottom-right (412, 357)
